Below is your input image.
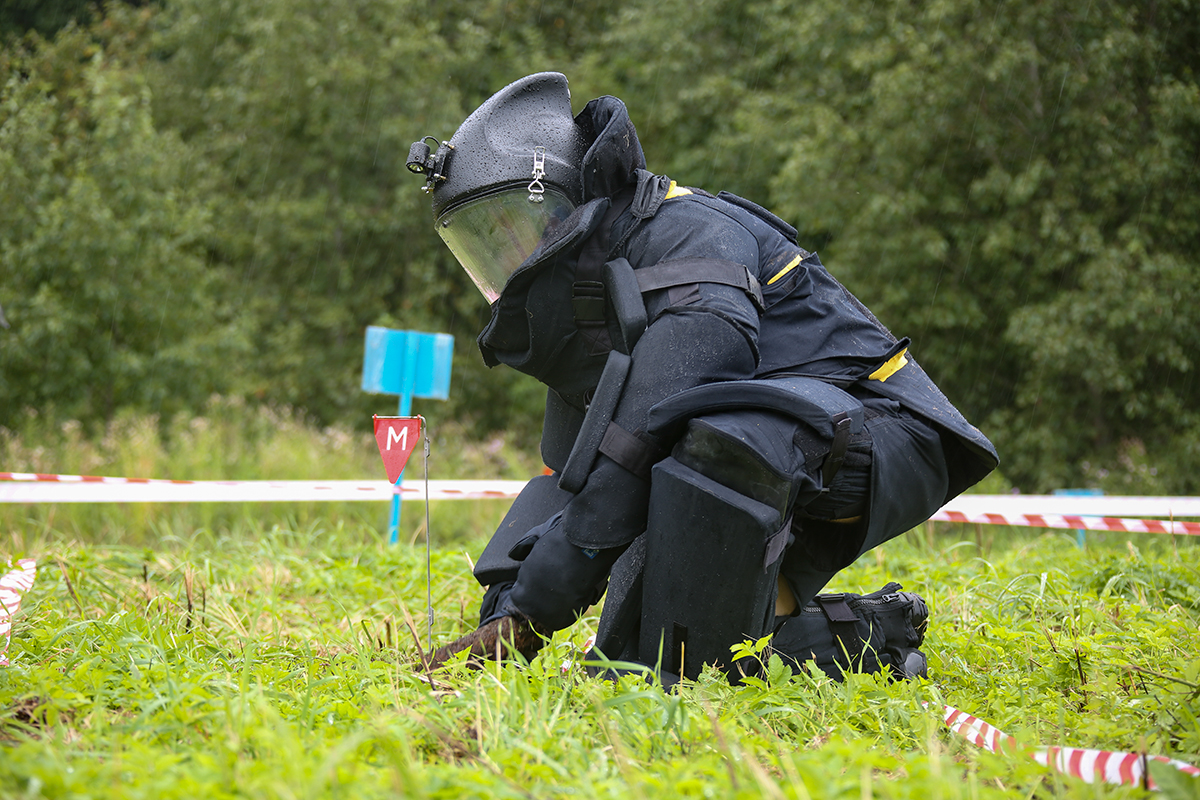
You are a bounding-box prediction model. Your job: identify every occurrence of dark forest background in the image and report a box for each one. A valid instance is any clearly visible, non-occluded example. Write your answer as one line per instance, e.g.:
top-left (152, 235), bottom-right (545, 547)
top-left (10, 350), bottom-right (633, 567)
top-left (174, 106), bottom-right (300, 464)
top-left (2, 0), bottom-right (1198, 494)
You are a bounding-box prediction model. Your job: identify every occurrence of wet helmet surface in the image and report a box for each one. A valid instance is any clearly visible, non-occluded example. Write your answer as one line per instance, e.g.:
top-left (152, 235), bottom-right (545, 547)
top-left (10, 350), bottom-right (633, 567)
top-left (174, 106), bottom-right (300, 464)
top-left (408, 74), bottom-right (585, 301)
top-left (432, 72), bottom-right (587, 217)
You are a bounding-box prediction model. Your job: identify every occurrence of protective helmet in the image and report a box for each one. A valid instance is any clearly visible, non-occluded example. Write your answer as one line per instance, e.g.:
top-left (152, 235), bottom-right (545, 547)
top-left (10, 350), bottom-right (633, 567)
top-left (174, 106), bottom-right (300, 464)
top-left (408, 73), bottom-right (588, 301)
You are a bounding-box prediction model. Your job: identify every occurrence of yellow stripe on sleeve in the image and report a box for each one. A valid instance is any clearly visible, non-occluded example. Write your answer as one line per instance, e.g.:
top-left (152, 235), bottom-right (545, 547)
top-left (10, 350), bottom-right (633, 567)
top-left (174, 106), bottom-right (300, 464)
top-left (767, 254), bottom-right (803, 285)
top-left (868, 348), bottom-right (909, 382)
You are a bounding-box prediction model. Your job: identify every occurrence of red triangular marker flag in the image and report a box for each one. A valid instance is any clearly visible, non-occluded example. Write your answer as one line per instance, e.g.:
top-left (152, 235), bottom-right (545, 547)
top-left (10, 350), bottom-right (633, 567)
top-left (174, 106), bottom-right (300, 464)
top-left (373, 416), bottom-right (422, 484)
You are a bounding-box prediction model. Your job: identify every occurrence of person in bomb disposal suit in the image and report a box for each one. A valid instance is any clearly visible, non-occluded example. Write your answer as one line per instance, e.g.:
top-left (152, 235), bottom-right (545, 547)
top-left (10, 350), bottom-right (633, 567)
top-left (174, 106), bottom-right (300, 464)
top-left (408, 73), bottom-right (998, 683)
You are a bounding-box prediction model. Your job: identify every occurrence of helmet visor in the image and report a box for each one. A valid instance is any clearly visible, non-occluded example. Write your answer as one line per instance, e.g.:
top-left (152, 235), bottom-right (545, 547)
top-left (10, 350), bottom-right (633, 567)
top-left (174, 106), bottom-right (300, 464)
top-left (437, 187), bottom-right (576, 302)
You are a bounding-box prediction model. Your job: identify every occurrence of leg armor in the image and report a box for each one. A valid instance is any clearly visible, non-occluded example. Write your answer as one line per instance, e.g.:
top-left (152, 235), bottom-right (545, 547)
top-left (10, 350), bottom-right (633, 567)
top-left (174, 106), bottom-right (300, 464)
top-left (591, 402), bottom-right (878, 683)
top-left (636, 410), bottom-right (803, 681)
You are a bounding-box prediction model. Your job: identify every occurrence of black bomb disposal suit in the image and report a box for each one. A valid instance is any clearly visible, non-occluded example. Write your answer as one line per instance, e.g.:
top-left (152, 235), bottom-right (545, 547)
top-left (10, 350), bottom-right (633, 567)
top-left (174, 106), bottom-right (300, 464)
top-left (410, 74), bottom-right (998, 681)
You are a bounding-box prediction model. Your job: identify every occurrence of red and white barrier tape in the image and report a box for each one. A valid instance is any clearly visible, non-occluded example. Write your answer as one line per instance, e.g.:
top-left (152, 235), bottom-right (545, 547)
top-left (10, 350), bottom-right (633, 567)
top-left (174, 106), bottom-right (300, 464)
top-left (0, 473), bottom-right (526, 503)
top-left (937, 703), bottom-right (1200, 790)
top-left (931, 510), bottom-right (1200, 537)
top-left (0, 559), bottom-right (37, 667)
top-left (942, 494), bottom-right (1200, 519)
top-left (933, 494), bottom-right (1200, 536)
top-left (2, 476), bottom-right (1198, 536)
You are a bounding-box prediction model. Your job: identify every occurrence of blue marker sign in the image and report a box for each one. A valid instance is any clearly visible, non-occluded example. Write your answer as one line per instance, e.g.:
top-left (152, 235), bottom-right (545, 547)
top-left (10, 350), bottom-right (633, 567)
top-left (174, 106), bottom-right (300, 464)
top-left (362, 327), bottom-right (454, 542)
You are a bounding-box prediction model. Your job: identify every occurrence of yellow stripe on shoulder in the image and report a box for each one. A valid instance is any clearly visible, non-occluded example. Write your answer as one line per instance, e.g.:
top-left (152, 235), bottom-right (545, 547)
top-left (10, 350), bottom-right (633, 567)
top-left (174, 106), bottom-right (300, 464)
top-left (869, 348), bottom-right (909, 382)
top-left (767, 254), bottom-right (803, 285)
top-left (665, 180), bottom-right (693, 199)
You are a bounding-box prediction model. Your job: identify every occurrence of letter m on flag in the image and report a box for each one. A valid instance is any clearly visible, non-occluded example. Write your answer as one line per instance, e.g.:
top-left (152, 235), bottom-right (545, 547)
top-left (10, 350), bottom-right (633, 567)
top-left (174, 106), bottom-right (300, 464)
top-left (373, 416), bottom-right (422, 484)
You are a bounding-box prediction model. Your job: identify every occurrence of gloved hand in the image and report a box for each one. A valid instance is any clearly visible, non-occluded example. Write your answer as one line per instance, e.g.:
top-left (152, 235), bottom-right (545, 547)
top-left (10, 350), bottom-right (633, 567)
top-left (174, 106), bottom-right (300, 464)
top-left (438, 513), bottom-right (626, 672)
top-left (507, 519), bottom-right (625, 631)
top-left (483, 513), bottom-right (623, 633)
top-left (428, 613), bottom-right (549, 669)
top-left (472, 514), bottom-right (560, 628)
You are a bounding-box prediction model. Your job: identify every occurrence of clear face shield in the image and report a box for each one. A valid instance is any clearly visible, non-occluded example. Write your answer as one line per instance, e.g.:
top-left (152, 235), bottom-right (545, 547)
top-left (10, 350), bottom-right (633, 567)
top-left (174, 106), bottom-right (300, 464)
top-left (436, 187), bottom-right (576, 303)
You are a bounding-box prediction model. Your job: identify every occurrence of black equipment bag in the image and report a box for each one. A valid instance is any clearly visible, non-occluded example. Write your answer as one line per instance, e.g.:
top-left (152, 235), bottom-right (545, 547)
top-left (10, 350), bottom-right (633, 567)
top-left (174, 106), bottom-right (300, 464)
top-left (772, 582), bottom-right (929, 681)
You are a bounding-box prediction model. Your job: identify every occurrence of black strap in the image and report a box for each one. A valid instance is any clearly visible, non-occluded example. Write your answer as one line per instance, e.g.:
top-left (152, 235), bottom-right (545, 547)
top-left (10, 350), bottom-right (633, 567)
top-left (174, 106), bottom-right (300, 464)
top-left (571, 281), bottom-right (606, 327)
top-left (598, 421), bottom-right (668, 481)
top-left (574, 192), bottom-right (635, 356)
top-left (814, 593), bottom-right (864, 661)
top-left (763, 517), bottom-right (791, 571)
top-left (821, 412), bottom-right (853, 487)
top-left (635, 258), bottom-right (765, 312)
top-left (559, 351), bottom-right (631, 494)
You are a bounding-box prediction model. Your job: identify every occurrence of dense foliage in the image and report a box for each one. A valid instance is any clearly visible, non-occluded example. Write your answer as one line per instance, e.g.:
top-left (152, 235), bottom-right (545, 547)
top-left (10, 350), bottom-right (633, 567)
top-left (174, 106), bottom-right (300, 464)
top-left (2, 0), bottom-right (1198, 493)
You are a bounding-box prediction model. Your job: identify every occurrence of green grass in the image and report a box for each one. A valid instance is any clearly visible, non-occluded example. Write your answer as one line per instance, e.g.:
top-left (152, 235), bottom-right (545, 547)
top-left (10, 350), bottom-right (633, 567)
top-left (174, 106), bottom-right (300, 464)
top-left (2, 408), bottom-right (1199, 798)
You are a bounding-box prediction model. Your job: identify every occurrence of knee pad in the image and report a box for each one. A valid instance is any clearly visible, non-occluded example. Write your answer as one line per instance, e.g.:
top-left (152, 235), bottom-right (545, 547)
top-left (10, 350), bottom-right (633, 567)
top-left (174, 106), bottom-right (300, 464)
top-left (638, 419), bottom-right (795, 681)
top-left (673, 412), bottom-right (797, 518)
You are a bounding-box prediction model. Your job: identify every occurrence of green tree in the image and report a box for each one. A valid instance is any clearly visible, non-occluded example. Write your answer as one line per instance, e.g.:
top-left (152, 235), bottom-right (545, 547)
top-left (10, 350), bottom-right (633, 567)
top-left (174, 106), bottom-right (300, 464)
top-left (765, 0), bottom-right (1200, 492)
top-left (5, 0), bottom-right (1197, 491)
top-left (142, 0), bottom-right (581, 435)
top-left (0, 19), bottom-right (249, 423)
top-left (0, 0), bottom-right (93, 42)
top-left (142, 0), bottom-right (464, 418)
top-left (587, 0), bottom-right (1200, 492)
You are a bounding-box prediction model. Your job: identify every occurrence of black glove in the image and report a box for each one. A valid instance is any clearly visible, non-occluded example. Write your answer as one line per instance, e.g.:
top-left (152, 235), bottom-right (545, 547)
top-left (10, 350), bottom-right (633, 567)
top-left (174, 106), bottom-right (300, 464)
top-left (430, 613), bottom-right (549, 669)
